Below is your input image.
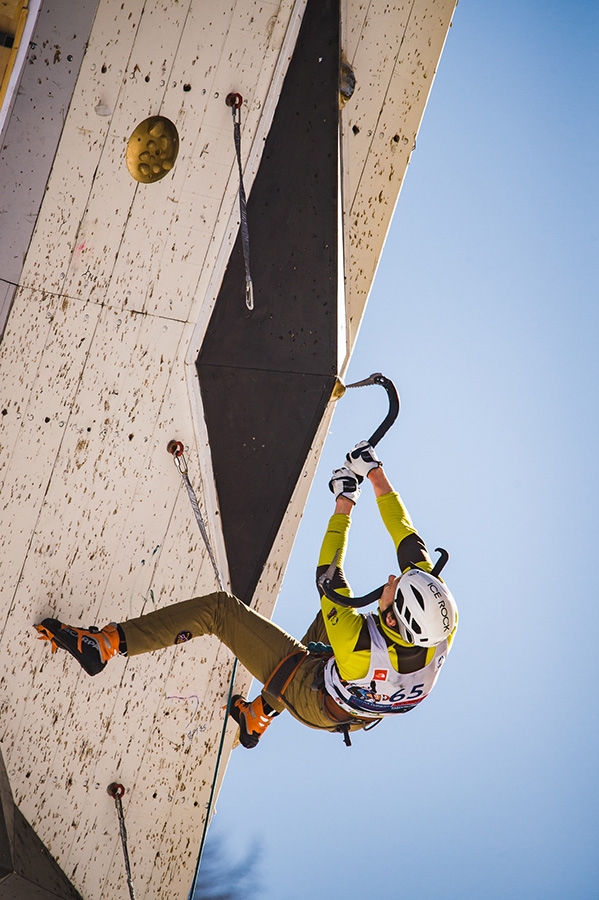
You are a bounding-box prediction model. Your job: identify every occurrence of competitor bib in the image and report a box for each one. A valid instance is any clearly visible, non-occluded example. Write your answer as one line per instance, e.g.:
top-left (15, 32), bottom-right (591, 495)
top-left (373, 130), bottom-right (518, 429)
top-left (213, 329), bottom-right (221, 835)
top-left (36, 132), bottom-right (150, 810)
top-left (324, 613), bottom-right (449, 719)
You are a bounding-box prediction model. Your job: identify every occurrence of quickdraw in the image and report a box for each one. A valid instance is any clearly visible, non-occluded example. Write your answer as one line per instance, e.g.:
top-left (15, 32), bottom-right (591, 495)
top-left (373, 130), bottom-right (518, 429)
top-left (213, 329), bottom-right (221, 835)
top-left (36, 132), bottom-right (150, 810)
top-left (166, 440), bottom-right (237, 900)
top-left (167, 440), bottom-right (224, 590)
top-left (318, 373), bottom-right (449, 608)
top-left (225, 92), bottom-right (254, 311)
top-left (107, 782), bottom-right (136, 900)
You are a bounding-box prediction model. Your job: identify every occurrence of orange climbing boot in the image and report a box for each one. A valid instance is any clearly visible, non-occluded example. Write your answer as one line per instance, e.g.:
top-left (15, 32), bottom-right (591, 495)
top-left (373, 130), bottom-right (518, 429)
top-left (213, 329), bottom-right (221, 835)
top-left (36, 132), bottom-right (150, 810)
top-left (229, 695), bottom-right (278, 749)
top-left (34, 619), bottom-right (122, 676)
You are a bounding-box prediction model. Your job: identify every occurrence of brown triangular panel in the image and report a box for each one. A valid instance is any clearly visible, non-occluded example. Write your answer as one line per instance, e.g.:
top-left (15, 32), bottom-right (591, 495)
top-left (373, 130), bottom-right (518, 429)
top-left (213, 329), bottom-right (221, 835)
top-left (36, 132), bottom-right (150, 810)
top-left (0, 750), bottom-right (83, 900)
top-left (197, 0), bottom-right (340, 603)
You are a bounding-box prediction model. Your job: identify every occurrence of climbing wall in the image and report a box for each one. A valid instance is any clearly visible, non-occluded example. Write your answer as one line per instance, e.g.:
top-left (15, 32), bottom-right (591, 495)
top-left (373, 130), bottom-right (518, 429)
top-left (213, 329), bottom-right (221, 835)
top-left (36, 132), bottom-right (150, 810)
top-left (0, 0), bottom-right (457, 898)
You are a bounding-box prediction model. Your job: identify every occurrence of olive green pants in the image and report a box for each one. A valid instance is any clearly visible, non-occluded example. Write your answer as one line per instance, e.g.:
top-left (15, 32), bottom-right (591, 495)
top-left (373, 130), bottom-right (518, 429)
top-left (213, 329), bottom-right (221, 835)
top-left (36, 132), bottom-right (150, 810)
top-left (120, 592), bottom-right (338, 731)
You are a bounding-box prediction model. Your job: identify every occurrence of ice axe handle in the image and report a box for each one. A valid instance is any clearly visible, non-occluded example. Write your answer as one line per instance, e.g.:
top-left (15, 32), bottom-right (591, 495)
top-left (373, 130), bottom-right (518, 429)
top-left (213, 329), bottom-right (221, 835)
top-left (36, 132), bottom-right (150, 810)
top-left (367, 375), bottom-right (400, 447)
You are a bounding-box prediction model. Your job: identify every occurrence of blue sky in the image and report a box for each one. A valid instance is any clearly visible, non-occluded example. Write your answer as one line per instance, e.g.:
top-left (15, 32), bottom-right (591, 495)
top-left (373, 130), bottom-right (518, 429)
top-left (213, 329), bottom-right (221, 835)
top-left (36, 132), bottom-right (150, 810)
top-left (202, 2), bottom-right (599, 897)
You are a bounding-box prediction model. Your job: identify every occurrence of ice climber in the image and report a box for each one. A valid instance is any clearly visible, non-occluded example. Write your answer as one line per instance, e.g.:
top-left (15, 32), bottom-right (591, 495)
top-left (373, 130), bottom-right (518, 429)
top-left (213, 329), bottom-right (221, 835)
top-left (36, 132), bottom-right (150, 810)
top-left (35, 441), bottom-right (458, 748)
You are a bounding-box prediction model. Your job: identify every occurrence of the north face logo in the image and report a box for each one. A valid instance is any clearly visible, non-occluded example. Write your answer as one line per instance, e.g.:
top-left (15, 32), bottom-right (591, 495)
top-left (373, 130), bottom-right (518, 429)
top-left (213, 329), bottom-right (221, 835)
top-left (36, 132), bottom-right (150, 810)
top-left (373, 669), bottom-right (388, 681)
top-left (175, 630), bottom-right (192, 644)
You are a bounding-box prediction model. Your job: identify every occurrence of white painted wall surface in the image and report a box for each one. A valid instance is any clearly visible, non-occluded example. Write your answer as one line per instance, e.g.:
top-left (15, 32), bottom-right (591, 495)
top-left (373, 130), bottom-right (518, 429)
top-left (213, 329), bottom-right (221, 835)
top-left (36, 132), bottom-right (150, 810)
top-left (341, 0), bottom-right (457, 364)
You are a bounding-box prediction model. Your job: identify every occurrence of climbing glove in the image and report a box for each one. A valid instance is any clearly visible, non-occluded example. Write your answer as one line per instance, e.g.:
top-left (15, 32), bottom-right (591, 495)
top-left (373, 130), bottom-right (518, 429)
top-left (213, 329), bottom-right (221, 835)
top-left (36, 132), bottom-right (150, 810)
top-left (329, 467), bottom-right (361, 504)
top-left (345, 440), bottom-right (382, 479)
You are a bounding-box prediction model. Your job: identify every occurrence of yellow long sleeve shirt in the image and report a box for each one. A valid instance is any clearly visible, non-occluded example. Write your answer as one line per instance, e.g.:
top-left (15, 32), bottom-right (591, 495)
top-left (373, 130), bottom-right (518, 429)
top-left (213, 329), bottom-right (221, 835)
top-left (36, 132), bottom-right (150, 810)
top-left (316, 491), bottom-right (456, 681)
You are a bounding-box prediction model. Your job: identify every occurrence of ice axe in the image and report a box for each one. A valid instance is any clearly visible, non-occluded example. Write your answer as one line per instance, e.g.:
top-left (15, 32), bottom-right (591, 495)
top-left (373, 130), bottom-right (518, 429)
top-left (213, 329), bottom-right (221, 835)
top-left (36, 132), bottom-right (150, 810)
top-left (343, 372), bottom-right (400, 448)
top-left (318, 374), bottom-right (448, 608)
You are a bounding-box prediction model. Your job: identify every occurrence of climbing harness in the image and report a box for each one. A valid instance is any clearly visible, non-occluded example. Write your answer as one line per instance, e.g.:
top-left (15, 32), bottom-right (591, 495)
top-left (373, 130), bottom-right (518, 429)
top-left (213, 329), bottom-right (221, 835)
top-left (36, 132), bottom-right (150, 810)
top-left (262, 649), bottom-right (308, 702)
top-left (166, 440), bottom-right (237, 900)
top-left (167, 441), bottom-right (224, 590)
top-left (107, 783), bottom-right (136, 900)
top-left (318, 373), bottom-right (450, 608)
top-left (225, 92), bottom-right (254, 311)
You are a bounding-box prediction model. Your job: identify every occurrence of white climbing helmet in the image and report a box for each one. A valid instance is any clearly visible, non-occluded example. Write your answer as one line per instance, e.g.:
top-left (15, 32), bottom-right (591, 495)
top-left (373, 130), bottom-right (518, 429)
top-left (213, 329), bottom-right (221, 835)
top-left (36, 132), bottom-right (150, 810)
top-left (390, 568), bottom-right (457, 646)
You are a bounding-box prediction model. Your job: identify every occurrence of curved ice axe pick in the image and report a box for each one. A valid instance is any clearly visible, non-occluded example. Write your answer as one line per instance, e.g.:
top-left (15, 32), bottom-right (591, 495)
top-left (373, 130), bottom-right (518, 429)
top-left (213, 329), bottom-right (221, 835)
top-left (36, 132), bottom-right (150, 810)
top-left (345, 372), bottom-right (400, 448)
top-left (430, 547), bottom-right (450, 578)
